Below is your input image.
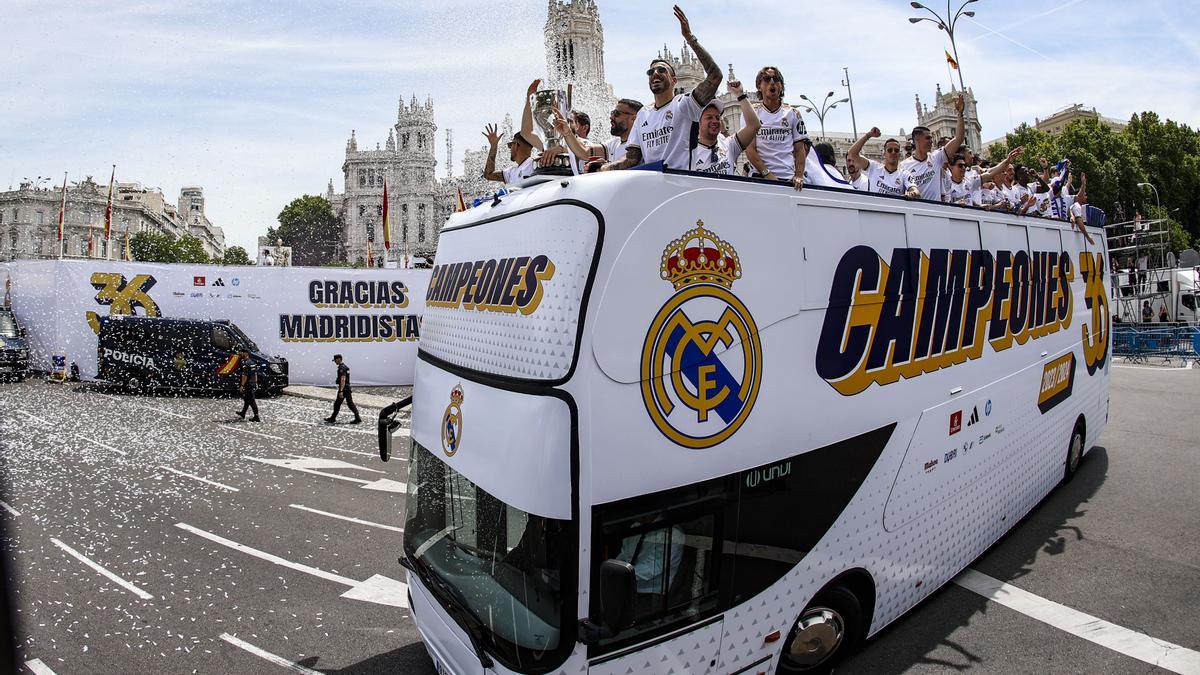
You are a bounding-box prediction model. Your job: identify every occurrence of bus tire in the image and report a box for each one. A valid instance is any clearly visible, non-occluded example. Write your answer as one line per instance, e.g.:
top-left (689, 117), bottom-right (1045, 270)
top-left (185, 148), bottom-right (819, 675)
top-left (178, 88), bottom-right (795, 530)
top-left (776, 584), bottom-right (864, 674)
top-left (1063, 417), bottom-right (1086, 484)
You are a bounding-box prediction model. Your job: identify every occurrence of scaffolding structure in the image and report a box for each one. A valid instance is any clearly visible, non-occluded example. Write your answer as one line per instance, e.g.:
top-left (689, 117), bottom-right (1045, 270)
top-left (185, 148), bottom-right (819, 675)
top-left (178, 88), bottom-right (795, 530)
top-left (1106, 216), bottom-right (1174, 324)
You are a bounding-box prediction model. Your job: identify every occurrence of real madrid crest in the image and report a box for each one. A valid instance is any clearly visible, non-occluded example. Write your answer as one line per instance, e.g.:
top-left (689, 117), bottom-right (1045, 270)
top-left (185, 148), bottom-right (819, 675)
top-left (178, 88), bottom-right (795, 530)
top-left (641, 221), bottom-right (762, 449)
top-left (441, 384), bottom-right (465, 457)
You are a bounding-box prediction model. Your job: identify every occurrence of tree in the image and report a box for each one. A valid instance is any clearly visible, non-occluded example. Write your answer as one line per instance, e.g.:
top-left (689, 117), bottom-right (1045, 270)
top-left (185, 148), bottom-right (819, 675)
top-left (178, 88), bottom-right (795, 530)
top-left (275, 195), bottom-right (341, 266)
top-left (175, 235), bottom-right (210, 264)
top-left (130, 231), bottom-right (178, 262)
top-left (219, 246), bottom-right (252, 266)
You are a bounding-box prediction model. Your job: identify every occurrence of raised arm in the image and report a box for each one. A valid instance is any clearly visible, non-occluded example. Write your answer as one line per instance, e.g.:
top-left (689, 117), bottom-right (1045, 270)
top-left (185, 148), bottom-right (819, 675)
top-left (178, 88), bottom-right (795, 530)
top-left (981, 146), bottom-right (1023, 183)
top-left (520, 79), bottom-right (545, 152)
top-left (730, 80), bottom-right (760, 150)
top-left (674, 6), bottom-right (722, 105)
top-left (482, 124), bottom-right (504, 182)
top-left (848, 127), bottom-right (880, 171)
top-left (551, 108), bottom-right (592, 160)
top-left (601, 146), bottom-right (643, 171)
top-left (942, 94), bottom-right (966, 160)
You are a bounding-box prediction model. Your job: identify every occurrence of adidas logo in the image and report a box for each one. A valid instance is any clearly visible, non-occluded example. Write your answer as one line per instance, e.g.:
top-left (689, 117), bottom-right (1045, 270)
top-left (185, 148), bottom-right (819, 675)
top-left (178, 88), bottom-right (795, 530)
top-left (967, 406), bottom-right (980, 426)
top-left (212, 278), bottom-right (226, 287)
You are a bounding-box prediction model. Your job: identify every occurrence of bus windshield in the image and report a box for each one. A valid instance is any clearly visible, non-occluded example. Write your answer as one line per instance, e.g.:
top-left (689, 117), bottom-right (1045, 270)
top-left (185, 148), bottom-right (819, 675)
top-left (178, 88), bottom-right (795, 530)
top-left (403, 442), bottom-right (569, 670)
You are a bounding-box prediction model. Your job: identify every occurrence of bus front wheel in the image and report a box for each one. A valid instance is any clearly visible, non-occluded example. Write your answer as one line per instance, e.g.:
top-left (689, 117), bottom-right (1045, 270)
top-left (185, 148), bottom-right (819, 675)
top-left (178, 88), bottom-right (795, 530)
top-left (1063, 418), bottom-right (1086, 483)
top-left (777, 585), bottom-right (864, 674)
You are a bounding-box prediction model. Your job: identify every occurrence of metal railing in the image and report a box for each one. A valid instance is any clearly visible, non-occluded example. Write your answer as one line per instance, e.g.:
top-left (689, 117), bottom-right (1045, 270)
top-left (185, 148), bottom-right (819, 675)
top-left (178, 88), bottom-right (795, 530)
top-left (1112, 324), bottom-right (1200, 366)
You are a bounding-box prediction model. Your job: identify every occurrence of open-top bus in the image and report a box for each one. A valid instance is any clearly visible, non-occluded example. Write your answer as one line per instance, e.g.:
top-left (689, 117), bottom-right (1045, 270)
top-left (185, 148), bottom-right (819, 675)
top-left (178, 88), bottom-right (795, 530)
top-left (381, 167), bottom-right (1111, 674)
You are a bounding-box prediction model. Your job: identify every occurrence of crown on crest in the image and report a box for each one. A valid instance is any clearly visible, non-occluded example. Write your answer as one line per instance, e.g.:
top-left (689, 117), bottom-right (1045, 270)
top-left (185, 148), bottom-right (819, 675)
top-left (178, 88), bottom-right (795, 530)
top-left (660, 220), bottom-right (741, 290)
top-left (449, 384), bottom-right (464, 405)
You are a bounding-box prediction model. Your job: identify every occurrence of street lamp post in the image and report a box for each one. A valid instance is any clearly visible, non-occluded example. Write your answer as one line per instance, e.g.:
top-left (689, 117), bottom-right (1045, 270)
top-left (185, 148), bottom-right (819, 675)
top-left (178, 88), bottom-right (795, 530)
top-left (909, 0), bottom-right (977, 92)
top-left (841, 67), bottom-right (858, 139)
top-left (1137, 182), bottom-right (1161, 213)
top-left (798, 91), bottom-right (850, 141)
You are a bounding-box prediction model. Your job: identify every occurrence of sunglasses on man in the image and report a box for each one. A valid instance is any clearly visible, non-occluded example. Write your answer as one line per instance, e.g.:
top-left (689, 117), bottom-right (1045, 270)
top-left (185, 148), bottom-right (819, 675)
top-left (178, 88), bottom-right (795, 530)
top-left (646, 66), bottom-right (672, 77)
top-left (760, 75), bottom-right (783, 84)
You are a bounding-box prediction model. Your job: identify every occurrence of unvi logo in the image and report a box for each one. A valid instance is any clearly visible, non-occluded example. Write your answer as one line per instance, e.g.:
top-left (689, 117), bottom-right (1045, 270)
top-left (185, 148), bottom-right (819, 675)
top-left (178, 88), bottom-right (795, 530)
top-left (641, 221), bottom-right (762, 449)
top-left (86, 273), bottom-right (161, 334)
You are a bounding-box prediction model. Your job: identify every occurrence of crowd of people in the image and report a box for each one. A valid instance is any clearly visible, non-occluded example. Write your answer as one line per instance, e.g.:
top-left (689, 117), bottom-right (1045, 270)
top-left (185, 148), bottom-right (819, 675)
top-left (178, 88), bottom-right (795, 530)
top-left (480, 5), bottom-right (1094, 241)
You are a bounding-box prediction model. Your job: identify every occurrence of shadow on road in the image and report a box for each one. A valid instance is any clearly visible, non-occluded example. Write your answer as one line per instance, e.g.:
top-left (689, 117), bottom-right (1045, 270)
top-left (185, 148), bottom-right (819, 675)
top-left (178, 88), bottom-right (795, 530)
top-left (299, 641), bottom-right (434, 674)
top-left (840, 446), bottom-right (1110, 673)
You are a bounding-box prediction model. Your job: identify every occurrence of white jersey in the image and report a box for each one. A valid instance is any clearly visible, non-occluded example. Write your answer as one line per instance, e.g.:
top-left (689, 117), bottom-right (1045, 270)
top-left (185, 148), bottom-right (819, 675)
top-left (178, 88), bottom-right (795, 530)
top-left (689, 134), bottom-right (745, 175)
top-left (604, 136), bottom-right (631, 163)
top-left (628, 93), bottom-right (703, 169)
top-left (1048, 190), bottom-right (1071, 220)
top-left (849, 174), bottom-right (868, 191)
top-left (945, 173), bottom-right (981, 206)
top-left (1070, 201), bottom-right (1085, 223)
top-left (743, 103), bottom-right (809, 181)
top-left (501, 157), bottom-right (535, 185)
top-left (900, 149), bottom-right (949, 201)
top-left (865, 160), bottom-right (909, 197)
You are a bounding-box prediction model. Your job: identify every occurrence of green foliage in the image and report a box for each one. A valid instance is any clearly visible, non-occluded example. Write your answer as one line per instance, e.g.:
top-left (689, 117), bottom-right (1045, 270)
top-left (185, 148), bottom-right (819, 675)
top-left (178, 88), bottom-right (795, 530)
top-left (219, 246), bottom-right (253, 266)
top-left (129, 231), bottom-right (178, 262)
top-left (323, 258), bottom-right (352, 268)
top-left (174, 236), bottom-right (210, 264)
top-left (276, 195), bottom-right (341, 266)
top-left (987, 112), bottom-right (1200, 252)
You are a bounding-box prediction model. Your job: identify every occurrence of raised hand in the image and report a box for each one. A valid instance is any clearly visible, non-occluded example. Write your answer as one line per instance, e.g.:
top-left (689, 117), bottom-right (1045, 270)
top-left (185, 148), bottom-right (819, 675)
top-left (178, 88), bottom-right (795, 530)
top-left (954, 94), bottom-right (965, 114)
top-left (1039, 157), bottom-right (1049, 168)
top-left (527, 79), bottom-right (541, 97)
top-left (674, 5), bottom-right (693, 41)
top-left (728, 79), bottom-right (743, 97)
top-left (483, 123), bottom-right (501, 148)
top-left (1007, 146), bottom-right (1024, 163)
top-left (869, 126), bottom-right (881, 138)
top-left (551, 107), bottom-right (569, 134)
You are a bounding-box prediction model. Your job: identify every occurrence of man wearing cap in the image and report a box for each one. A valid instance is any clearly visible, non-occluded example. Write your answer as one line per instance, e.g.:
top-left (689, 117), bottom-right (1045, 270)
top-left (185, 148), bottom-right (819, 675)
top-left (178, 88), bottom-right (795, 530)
top-left (235, 349), bottom-right (261, 422)
top-left (686, 78), bottom-right (759, 175)
top-left (325, 354), bottom-right (361, 424)
top-left (482, 124), bottom-right (536, 185)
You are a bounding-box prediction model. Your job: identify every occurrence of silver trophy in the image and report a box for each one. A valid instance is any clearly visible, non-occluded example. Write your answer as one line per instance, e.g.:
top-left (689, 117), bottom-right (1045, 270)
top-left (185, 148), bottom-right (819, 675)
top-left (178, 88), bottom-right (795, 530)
top-left (531, 88), bottom-right (574, 176)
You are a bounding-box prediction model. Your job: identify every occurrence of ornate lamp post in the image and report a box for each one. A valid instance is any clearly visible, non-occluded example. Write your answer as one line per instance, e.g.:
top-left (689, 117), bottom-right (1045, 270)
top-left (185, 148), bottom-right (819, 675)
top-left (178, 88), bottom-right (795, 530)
top-left (798, 91), bottom-right (850, 141)
top-left (909, 0), bottom-right (977, 92)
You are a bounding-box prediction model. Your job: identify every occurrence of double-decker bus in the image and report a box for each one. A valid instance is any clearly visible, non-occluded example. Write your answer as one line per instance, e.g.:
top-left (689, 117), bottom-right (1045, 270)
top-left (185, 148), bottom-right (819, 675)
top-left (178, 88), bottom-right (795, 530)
top-left (381, 167), bottom-right (1111, 674)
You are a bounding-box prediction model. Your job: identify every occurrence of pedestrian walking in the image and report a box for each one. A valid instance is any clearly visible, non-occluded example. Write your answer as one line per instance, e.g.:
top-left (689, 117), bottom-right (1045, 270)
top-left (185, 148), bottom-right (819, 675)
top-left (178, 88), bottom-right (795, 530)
top-left (325, 354), bottom-right (361, 424)
top-left (235, 349), bottom-right (260, 422)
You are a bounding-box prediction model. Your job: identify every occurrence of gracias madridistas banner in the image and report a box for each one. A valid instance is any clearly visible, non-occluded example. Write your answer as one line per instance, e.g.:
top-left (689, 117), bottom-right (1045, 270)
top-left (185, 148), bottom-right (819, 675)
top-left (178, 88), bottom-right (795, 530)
top-left (0, 260), bottom-right (430, 386)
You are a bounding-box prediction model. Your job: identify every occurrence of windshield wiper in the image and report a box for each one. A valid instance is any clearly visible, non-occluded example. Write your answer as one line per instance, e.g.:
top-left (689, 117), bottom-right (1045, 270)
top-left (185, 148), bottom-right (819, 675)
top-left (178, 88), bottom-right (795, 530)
top-left (419, 562), bottom-right (495, 668)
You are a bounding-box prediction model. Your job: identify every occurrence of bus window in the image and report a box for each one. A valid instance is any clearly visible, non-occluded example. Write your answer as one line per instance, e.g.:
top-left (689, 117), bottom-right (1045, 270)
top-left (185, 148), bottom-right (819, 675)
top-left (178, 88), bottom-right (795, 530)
top-left (211, 326), bottom-right (233, 352)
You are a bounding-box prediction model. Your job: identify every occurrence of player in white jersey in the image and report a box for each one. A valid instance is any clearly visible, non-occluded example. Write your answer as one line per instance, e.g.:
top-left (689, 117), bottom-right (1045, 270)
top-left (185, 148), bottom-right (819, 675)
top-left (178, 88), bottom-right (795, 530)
top-left (482, 123), bottom-right (536, 185)
top-left (900, 94), bottom-right (966, 201)
top-left (555, 99), bottom-right (643, 174)
top-left (539, 110), bottom-right (593, 174)
top-left (687, 79), bottom-right (760, 175)
top-left (845, 155), bottom-right (868, 191)
top-left (847, 128), bottom-right (910, 197)
top-left (603, 5), bottom-right (723, 172)
top-left (945, 146), bottom-right (1023, 207)
top-left (742, 66), bottom-right (809, 190)
top-left (1069, 172), bottom-right (1096, 244)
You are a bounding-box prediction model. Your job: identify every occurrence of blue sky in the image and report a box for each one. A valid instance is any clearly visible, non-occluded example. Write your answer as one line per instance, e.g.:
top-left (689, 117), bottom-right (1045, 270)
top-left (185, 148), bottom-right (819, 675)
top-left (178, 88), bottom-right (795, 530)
top-left (3, 0), bottom-right (1197, 253)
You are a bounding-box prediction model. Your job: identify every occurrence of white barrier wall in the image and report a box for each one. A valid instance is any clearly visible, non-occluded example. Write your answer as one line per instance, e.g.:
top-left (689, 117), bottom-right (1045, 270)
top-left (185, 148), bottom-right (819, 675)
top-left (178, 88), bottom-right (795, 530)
top-left (0, 260), bottom-right (430, 386)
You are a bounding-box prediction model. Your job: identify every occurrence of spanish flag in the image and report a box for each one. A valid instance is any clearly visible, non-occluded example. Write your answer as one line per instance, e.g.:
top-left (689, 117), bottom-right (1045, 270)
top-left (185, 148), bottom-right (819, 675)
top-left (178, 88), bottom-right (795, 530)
top-left (381, 177), bottom-right (391, 250)
top-left (945, 50), bottom-right (959, 70)
top-left (456, 187), bottom-right (467, 212)
top-left (217, 353), bottom-right (240, 375)
top-left (124, 227), bottom-right (131, 261)
top-left (104, 165), bottom-right (115, 241)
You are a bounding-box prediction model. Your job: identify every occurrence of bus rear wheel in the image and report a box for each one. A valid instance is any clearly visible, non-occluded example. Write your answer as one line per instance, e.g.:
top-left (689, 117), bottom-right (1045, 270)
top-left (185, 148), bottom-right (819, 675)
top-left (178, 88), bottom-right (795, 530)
top-left (777, 585), bottom-right (864, 674)
top-left (1063, 419), bottom-right (1086, 483)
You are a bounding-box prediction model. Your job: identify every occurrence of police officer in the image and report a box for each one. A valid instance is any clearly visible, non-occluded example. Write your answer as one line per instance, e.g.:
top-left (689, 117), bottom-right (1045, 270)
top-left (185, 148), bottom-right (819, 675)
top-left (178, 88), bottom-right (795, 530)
top-left (325, 354), bottom-right (361, 424)
top-left (235, 349), bottom-right (261, 422)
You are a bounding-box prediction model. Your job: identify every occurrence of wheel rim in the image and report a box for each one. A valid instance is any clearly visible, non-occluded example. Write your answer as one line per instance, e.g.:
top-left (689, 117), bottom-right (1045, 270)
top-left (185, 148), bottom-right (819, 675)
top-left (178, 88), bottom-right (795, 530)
top-left (788, 606), bottom-right (846, 667)
top-left (1069, 431), bottom-right (1083, 473)
top-left (128, 375), bottom-right (141, 391)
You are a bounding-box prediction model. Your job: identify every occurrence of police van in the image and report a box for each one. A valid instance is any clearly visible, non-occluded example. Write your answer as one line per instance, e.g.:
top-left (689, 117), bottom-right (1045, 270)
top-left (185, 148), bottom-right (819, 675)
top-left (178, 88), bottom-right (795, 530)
top-left (0, 307), bottom-right (30, 382)
top-left (97, 315), bottom-right (288, 395)
top-left (381, 167), bottom-right (1111, 674)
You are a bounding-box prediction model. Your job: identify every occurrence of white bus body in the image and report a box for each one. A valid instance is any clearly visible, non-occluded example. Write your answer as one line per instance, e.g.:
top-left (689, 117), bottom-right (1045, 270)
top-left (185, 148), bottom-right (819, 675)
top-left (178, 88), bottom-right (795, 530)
top-left (394, 170), bottom-right (1112, 674)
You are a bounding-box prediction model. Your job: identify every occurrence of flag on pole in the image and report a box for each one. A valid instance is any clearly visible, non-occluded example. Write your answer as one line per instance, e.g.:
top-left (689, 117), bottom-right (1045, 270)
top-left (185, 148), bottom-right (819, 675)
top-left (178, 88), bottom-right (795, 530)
top-left (381, 178), bottom-right (391, 250)
top-left (124, 227), bottom-right (131, 261)
top-left (57, 173), bottom-right (68, 245)
top-left (367, 243), bottom-right (374, 268)
top-left (87, 231), bottom-right (94, 258)
top-left (104, 165), bottom-right (115, 241)
top-left (945, 50), bottom-right (959, 70)
top-left (456, 187), bottom-right (467, 212)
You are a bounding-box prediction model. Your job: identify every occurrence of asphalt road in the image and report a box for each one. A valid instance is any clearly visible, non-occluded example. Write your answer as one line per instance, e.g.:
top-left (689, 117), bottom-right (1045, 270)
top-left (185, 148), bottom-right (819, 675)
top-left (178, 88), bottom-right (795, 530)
top-left (0, 364), bottom-right (1197, 674)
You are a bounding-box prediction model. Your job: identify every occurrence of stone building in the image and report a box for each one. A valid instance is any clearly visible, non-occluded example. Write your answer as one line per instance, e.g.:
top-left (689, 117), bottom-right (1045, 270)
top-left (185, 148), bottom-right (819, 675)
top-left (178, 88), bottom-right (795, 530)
top-left (0, 178), bottom-right (225, 261)
top-left (916, 84), bottom-right (982, 154)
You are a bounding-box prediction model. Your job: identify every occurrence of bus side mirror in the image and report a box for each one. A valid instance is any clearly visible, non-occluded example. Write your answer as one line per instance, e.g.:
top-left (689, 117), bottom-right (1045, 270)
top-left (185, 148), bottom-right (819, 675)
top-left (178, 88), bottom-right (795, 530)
top-left (378, 396), bottom-right (413, 462)
top-left (598, 559), bottom-right (636, 632)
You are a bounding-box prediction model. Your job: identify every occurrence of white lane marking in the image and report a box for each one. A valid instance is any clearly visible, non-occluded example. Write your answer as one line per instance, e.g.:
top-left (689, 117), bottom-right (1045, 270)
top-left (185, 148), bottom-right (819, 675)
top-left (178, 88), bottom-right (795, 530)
top-left (219, 633), bottom-right (322, 675)
top-left (0, 500), bottom-right (20, 517)
top-left (158, 466), bottom-right (240, 492)
top-left (956, 568), bottom-right (1200, 674)
top-left (243, 456), bottom-right (408, 492)
top-left (94, 392), bottom-right (189, 418)
top-left (176, 522), bottom-right (355, 586)
top-left (17, 410), bottom-right (51, 425)
top-left (51, 537), bottom-right (154, 600)
top-left (80, 436), bottom-right (126, 456)
top-left (290, 504), bottom-right (404, 533)
top-left (283, 453), bottom-right (383, 473)
top-left (218, 423), bottom-right (284, 441)
top-left (24, 659), bottom-right (58, 675)
top-left (278, 417), bottom-right (393, 436)
top-left (177, 523), bottom-right (407, 607)
top-left (322, 444), bottom-right (375, 458)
